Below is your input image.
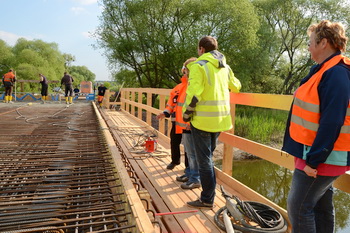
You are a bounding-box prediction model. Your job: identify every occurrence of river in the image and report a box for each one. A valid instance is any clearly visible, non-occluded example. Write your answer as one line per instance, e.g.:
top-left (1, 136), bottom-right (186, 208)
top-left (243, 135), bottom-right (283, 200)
top-left (215, 159), bottom-right (350, 232)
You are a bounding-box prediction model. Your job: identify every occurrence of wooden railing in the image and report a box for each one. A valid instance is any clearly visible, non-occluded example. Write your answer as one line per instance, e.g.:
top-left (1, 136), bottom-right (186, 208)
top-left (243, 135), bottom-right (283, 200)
top-left (108, 88), bottom-right (350, 194)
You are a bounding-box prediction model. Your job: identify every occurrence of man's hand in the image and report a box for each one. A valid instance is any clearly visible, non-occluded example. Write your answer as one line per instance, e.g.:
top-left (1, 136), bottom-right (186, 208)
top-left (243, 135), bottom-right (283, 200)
top-left (157, 113), bottom-right (165, 120)
top-left (304, 165), bottom-right (317, 178)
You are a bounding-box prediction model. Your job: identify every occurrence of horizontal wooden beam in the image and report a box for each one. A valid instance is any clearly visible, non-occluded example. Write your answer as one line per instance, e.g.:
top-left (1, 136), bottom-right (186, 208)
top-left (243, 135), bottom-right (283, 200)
top-left (231, 93), bottom-right (293, 111)
top-left (17, 79), bottom-right (59, 83)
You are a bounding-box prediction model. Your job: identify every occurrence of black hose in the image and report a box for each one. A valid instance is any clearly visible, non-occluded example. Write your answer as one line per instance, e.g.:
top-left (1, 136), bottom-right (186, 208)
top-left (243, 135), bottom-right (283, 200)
top-left (214, 201), bottom-right (288, 233)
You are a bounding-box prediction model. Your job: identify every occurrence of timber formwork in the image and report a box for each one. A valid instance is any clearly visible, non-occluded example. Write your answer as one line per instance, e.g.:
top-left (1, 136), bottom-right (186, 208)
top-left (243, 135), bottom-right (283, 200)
top-left (0, 103), bottom-right (138, 233)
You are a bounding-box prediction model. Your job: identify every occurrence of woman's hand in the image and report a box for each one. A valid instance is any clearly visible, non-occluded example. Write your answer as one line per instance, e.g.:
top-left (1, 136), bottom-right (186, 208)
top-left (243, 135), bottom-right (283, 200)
top-left (304, 165), bottom-right (317, 178)
top-left (157, 113), bottom-right (165, 120)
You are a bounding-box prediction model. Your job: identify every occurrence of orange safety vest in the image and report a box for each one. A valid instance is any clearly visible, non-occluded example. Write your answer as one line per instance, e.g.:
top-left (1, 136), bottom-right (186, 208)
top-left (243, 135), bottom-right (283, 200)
top-left (174, 78), bottom-right (189, 134)
top-left (164, 77), bottom-right (187, 120)
top-left (290, 54), bottom-right (350, 151)
top-left (3, 72), bottom-right (15, 82)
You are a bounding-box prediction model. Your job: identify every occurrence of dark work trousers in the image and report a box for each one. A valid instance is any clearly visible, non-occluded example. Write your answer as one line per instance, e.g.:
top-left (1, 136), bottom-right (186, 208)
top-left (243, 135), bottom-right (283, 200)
top-left (65, 84), bottom-right (73, 97)
top-left (170, 122), bottom-right (189, 167)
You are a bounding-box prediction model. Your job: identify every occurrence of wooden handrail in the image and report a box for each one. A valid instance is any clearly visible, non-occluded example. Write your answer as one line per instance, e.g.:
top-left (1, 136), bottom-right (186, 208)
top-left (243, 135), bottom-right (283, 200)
top-left (108, 88), bottom-right (350, 194)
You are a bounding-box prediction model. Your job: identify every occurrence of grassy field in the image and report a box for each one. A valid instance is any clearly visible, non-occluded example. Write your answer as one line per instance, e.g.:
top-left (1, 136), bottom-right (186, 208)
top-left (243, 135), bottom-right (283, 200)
top-left (234, 106), bottom-right (289, 147)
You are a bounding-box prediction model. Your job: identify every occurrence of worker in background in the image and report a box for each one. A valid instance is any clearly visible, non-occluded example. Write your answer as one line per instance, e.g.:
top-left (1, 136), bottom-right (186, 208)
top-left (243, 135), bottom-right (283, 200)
top-left (183, 36), bottom-right (241, 209)
top-left (174, 57), bottom-right (201, 190)
top-left (157, 72), bottom-right (189, 171)
top-left (61, 72), bottom-right (74, 104)
top-left (2, 69), bottom-right (16, 103)
top-left (97, 83), bottom-right (107, 107)
top-left (73, 86), bottom-right (80, 97)
top-left (39, 73), bottom-right (49, 103)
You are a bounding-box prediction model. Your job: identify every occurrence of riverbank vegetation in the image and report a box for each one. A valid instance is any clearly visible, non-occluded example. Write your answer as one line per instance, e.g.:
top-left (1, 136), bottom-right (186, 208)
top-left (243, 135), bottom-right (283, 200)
top-left (235, 106), bottom-right (288, 147)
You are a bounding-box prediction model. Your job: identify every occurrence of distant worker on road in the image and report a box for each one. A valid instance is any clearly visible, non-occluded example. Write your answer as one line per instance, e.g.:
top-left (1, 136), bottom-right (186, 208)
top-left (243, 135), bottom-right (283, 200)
top-left (97, 83), bottom-right (107, 107)
top-left (39, 73), bottom-right (49, 103)
top-left (2, 69), bottom-right (16, 103)
top-left (74, 86), bottom-right (80, 97)
top-left (61, 72), bottom-right (74, 104)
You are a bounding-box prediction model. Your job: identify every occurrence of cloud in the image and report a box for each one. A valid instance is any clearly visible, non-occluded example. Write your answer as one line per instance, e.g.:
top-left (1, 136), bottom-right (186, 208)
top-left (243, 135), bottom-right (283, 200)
top-left (82, 31), bottom-right (92, 39)
top-left (71, 7), bottom-right (87, 15)
top-left (73, 0), bottom-right (97, 5)
top-left (0, 31), bottom-right (32, 46)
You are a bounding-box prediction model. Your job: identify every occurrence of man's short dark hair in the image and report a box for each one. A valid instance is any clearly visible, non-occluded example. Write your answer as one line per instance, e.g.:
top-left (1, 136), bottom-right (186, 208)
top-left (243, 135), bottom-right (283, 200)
top-left (198, 36), bottom-right (218, 52)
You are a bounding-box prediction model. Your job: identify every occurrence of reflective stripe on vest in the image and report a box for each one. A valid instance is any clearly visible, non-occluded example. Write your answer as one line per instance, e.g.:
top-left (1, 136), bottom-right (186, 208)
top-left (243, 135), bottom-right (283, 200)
top-left (175, 121), bottom-right (188, 128)
top-left (290, 54), bottom-right (350, 151)
top-left (195, 99), bottom-right (230, 117)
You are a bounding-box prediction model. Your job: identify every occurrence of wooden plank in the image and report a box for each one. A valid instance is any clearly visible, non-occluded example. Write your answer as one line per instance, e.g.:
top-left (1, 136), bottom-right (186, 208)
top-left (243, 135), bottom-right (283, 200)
top-left (231, 92), bottom-right (293, 111)
top-left (104, 108), bottom-right (224, 232)
top-left (334, 173), bottom-right (350, 193)
top-left (123, 88), bottom-right (171, 96)
top-left (101, 110), bottom-right (184, 233)
top-left (93, 103), bottom-right (156, 233)
top-left (219, 132), bottom-right (295, 170)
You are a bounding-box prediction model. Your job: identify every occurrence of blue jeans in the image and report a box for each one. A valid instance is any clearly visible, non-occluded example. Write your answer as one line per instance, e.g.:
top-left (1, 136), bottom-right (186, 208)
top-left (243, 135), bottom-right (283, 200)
top-left (182, 133), bottom-right (200, 184)
top-left (287, 169), bottom-right (338, 233)
top-left (190, 124), bottom-right (220, 204)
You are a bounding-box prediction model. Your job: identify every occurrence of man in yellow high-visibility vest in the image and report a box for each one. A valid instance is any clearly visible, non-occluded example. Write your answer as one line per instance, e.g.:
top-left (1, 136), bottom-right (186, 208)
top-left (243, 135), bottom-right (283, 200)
top-left (183, 36), bottom-right (241, 209)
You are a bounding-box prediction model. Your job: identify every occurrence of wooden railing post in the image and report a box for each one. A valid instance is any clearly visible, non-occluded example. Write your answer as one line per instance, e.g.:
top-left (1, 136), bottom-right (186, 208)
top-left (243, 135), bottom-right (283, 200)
top-left (120, 90), bottom-right (125, 111)
top-left (159, 94), bottom-right (165, 135)
top-left (222, 103), bottom-right (235, 175)
top-left (103, 90), bottom-right (110, 109)
top-left (126, 91), bottom-right (131, 113)
top-left (131, 91), bottom-right (135, 116)
top-left (146, 92), bottom-right (152, 126)
top-left (138, 91), bottom-right (143, 120)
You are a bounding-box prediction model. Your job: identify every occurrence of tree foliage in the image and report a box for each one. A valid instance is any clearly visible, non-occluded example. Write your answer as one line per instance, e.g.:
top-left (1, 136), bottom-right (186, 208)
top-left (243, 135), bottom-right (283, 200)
top-left (96, 0), bottom-right (350, 94)
top-left (0, 38), bottom-right (96, 93)
top-left (96, 0), bottom-right (259, 88)
top-left (70, 65), bottom-right (96, 87)
top-left (252, 0), bottom-right (350, 94)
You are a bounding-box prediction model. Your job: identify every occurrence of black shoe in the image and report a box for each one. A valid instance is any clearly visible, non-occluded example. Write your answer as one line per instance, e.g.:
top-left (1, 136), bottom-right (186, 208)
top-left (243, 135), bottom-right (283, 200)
top-left (187, 199), bottom-right (213, 209)
top-left (176, 174), bottom-right (189, 182)
top-left (166, 163), bottom-right (178, 170)
top-left (181, 182), bottom-right (200, 189)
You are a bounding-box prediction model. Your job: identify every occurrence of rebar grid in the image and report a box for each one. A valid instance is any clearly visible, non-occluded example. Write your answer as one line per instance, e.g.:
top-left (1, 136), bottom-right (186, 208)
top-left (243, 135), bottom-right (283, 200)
top-left (0, 104), bottom-right (136, 233)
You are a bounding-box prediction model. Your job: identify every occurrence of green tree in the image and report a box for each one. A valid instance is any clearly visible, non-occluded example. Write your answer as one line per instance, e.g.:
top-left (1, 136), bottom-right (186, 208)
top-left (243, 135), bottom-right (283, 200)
top-left (63, 53), bottom-right (76, 72)
top-left (113, 69), bottom-right (139, 88)
top-left (95, 0), bottom-right (259, 88)
top-left (252, 0), bottom-right (350, 94)
top-left (0, 40), bottom-right (14, 73)
top-left (12, 38), bottom-right (65, 83)
top-left (70, 65), bottom-right (96, 86)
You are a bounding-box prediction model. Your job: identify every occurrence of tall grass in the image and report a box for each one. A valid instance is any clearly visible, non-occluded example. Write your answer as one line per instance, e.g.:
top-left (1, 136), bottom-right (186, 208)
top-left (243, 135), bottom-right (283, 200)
top-left (234, 106), bottom-right (289, 147)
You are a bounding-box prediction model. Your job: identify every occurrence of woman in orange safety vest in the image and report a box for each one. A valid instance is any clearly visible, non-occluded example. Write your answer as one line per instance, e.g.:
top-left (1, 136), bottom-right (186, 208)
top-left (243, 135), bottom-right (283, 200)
top-left (156, 72), bottom-right (188, 170)
top-left (282, 20), bottom-right (350, 233)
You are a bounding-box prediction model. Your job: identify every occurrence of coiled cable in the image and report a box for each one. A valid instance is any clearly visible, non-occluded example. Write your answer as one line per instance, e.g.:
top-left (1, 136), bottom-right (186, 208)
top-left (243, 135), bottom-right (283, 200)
top-left (214, 186), bottom-right (288, 233)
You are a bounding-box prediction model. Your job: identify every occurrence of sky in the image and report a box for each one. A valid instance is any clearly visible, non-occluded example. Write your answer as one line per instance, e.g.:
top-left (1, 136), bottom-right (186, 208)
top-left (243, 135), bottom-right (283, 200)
top-left (0, 0), bottom-right (109, 81)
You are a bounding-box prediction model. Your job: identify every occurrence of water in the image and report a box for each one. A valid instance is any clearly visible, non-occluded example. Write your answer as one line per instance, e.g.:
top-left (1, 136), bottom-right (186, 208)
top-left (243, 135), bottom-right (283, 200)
top-left (220, 159), bottom-right (350, 232)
